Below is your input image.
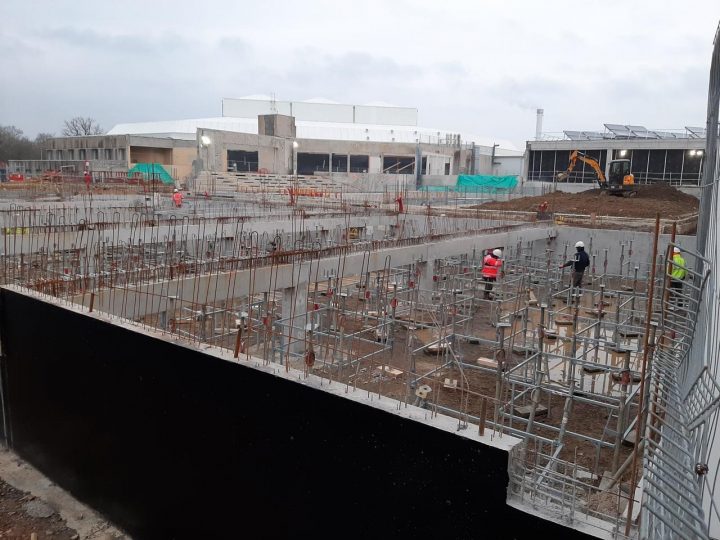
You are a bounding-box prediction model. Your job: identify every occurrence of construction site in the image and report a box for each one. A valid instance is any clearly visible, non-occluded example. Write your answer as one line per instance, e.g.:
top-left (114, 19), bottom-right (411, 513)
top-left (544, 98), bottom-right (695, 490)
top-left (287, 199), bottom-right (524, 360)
top-left (0, 17), bottom-right (719, 539)
top-left (0, 149), bottom-right (712, 538)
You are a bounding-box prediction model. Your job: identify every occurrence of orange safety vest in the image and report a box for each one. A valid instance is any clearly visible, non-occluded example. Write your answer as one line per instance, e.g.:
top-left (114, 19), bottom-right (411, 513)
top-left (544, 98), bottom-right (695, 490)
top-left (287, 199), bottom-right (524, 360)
top-left (172, 192), bottom-right (183, 206)
top-left (482, 254), bottom-right (502, 278)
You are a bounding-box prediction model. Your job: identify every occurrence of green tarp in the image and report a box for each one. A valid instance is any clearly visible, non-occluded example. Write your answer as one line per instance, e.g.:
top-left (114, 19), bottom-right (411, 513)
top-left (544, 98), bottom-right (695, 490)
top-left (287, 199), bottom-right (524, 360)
top-left (421, 175), bottom-right (518, 193)
top-left (127, 163), bottom-right (174, 185)
top-left (456, 175), bottom-right (518, 191)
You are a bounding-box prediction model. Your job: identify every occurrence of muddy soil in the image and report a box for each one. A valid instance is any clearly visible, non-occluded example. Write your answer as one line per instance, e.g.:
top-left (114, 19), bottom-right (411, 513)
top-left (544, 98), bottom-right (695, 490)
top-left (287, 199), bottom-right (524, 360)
top-left (0, 478), bottom-right (78, 540)
top-left (476, 185), bottom-right (698, 219)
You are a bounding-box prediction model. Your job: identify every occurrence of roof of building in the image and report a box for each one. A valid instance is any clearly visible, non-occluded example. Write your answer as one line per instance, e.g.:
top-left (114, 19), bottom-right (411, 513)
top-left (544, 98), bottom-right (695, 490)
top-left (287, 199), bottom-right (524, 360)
top-left (558, 124), bottom-right (705, 141)
top-left (107, 116), bottom-right (519, 150)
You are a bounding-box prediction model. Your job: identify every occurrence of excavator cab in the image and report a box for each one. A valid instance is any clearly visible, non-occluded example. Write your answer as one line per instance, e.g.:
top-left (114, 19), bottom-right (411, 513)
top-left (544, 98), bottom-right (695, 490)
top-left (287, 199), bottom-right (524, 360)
top-left (607, 159), bottom-right (636, 196)
top-left (559, 150), bottom-right (637, 197)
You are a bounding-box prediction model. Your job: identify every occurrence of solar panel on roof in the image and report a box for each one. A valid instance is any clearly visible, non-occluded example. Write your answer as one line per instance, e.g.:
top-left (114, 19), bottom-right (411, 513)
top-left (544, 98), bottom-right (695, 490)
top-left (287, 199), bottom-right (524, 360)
top-left (686, 126), bottom-right (707, 138)
top-left (604, 124), bottom-right (634, 138)
top-left (627, 125), bottom-right (657, 138)
top-left (653, 131), bottom-right (677, 139)
top-left (563, 130), bottom-right (605, 140)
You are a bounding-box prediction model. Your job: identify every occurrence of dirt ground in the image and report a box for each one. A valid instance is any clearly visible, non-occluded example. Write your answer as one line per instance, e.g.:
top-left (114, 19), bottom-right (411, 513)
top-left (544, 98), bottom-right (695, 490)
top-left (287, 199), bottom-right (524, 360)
top-left (184, 272), bottom-right (641, 484)
top-left (296, 284), bottom-right (639, 481)
top-left (0, 478), bottom-right (78, 539)
top-left (476, 184), bottom-right (698, 219)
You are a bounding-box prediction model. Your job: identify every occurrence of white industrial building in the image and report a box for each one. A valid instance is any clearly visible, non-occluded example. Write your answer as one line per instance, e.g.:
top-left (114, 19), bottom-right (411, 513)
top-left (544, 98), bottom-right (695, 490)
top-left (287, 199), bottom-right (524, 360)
top-left (22, 96), bottom-right (524, 189)
top-left (109, 95), bottom-right (518, 149)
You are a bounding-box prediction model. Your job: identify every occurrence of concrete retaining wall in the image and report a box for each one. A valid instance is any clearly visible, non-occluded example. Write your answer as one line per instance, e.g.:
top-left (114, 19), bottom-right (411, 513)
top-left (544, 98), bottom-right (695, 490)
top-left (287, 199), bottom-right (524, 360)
top-left (540, 227), bottom-right (697, 274)
top-left (0, 288), bottom-right (591, 539)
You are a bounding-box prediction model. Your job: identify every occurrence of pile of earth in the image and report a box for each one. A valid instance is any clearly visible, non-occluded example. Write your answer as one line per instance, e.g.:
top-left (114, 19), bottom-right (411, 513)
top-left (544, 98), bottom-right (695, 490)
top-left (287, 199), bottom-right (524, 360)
top-left (475, 185), bottom-right (698, 219)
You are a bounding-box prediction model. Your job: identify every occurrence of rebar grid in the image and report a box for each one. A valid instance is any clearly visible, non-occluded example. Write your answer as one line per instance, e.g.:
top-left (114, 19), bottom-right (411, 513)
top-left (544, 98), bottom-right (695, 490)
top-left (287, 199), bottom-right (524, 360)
top-left (0, 178), bottom-right (710, 539)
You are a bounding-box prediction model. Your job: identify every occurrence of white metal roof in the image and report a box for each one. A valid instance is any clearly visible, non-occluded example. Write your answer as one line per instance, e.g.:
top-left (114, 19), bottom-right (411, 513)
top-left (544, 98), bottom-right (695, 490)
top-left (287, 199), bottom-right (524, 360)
top-left (107, 117), bottom-right (518, 150)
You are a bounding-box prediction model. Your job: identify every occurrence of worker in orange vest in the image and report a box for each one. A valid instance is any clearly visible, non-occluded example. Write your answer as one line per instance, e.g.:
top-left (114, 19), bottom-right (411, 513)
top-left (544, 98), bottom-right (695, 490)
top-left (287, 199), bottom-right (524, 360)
top-left (482, 249), bottom-right (503, 299)
top-left (172, 188), bottom-right (184, 208)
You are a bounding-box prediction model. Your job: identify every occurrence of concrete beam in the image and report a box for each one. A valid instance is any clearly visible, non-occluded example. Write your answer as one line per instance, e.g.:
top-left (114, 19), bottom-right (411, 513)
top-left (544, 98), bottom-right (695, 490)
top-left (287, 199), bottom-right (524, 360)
top-left (72, 225), bottom-right (555, 319)
top-left (1, 214), bottom-right (506, 255)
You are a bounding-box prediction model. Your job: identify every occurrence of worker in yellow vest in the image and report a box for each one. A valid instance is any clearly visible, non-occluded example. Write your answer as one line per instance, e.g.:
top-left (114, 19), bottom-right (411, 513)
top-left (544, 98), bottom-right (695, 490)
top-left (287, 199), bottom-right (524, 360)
top-left (669, 246), bottom-right (686, 308)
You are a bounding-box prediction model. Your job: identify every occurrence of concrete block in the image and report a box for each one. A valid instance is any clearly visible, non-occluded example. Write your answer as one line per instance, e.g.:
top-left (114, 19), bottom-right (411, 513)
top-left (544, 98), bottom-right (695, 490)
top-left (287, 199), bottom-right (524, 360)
top-left (375, 366), bottom-right (403, 379)
top-left (582, 365), bottom-right (604, 374)
top-left (623, 430), bottom-right (637, 447)
top-left (599, 471), bottom-right (614, 491)
top-left (476, 357), bottom-right (498, 369)
top-left (608, 347), bottom-right (631, 367)
top-left (514, 404), bottom-right (548, 418)
top-left (528, 290), bottom-right (538, 306)
top-left (618, 329), bottom-right (640, 338)
top-left (424, 340), bottom-right (450, 355)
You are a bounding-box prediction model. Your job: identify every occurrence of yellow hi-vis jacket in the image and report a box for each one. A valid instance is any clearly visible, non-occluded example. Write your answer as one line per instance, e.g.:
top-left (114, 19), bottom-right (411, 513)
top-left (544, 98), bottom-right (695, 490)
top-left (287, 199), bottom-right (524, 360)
top-left (671, 253), bottom-right (686, 280)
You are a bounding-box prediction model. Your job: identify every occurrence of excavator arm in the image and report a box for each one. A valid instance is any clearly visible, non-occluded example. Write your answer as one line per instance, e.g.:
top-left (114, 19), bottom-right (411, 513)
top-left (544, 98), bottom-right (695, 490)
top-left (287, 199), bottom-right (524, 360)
top-left (560, 150), bottom-right (606, 187)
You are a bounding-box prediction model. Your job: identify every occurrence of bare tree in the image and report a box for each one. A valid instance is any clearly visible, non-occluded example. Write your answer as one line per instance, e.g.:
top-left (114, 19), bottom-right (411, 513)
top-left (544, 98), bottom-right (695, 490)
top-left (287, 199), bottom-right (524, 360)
top-left (34, 132), bottom-right (54, 145)
top-left (62, 117), bottom-right (104, 136)
top-left (0, 126), bottom-right (44, 161)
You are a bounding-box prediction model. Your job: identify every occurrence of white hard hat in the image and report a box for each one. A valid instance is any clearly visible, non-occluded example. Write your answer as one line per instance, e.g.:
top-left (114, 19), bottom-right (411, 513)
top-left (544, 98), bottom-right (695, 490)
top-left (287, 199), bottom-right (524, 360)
top-left (173, 188), bottom-right (178, 192)
top-left (673, 246), bottom-right (681, 253)
top-left (575, 241), bottom-right (585, 248)
top-left (493, 249), bottom-right (502, 257)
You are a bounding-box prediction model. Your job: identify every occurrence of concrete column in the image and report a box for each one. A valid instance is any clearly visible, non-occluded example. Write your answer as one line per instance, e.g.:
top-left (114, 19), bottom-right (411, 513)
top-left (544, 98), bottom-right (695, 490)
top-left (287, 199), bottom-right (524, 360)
top-left (282, 283), bottom-right (308, 356)
top-left (418, 260), bottom-right (435, 298)
top-left (346, 154), bottom-right (350, 173)
top-left (414, 145), bottom-right (422, 188)
top-left (605, 148), bottom-right (614, 180)
top-left (159, 295), bottom-right (177, 330)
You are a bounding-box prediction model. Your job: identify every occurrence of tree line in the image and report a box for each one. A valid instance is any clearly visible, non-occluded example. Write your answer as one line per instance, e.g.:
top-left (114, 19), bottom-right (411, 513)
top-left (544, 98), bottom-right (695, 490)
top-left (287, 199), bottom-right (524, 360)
top-left (0, 117), bottom-right (104, 163)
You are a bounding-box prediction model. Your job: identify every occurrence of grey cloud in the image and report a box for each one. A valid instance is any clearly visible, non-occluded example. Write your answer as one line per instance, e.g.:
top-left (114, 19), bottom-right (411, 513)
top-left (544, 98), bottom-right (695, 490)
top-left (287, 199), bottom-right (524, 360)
top-left (216, 37), bottom-right (250, 56)
top-left (246, 50), bottom-right (431, 105)
top-left (486, 76), bottom-right (569, 111)
top-left (604, 65), bottom-right (708, 105)
top-left (0, 0), bottom-right (715, 147)
top-left (45, 27), bottom-right (197, 56)
top-left (322, 52), bottom-right (422, 78)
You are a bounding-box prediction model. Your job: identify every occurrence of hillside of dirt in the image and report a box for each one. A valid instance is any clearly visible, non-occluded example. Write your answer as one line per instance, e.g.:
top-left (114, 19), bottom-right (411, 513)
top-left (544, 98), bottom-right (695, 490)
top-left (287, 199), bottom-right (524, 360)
top-left (476, 185), bottom-right (698, 219)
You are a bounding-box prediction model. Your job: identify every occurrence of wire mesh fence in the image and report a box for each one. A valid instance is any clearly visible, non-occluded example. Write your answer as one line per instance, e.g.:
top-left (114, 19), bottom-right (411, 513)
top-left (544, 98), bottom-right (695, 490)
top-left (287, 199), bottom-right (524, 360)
top-left (641, 20), bottom-right (720, 540)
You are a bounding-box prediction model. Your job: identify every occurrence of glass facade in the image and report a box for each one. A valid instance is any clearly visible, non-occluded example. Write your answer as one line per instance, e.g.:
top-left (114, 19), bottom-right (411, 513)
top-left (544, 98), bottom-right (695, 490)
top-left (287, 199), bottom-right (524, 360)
top-left (528, 147), bottom-right (703, 185)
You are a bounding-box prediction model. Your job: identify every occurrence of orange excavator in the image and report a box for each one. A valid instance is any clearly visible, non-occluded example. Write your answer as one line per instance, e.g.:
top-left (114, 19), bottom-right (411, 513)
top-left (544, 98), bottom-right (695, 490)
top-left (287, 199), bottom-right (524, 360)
top-left (557, 150), bottom-right (637, 197)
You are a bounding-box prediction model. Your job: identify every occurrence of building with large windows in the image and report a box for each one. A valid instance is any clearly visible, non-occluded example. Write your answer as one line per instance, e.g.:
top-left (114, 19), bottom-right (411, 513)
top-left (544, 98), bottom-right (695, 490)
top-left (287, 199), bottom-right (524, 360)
top-left (7, 97), bottom-right (522, 187)
top-left (525, 123), bottom-right (706, 186)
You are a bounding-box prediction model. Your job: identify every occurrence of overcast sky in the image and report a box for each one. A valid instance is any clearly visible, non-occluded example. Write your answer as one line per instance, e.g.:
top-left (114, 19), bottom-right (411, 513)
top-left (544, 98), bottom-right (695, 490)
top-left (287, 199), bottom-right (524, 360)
top-left (1, 0), bottom-right (718, 147)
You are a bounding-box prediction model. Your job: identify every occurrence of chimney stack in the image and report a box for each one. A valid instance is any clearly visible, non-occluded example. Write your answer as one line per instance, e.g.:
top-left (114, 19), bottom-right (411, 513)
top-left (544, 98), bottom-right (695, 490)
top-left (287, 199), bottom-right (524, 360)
top-left (535, 109), bottom-right (544, 140)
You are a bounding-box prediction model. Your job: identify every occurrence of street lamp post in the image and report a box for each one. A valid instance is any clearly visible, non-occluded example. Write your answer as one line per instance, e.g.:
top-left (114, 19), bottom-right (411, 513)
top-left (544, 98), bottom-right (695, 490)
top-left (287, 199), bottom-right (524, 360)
top-left (200, 134), bottom-right (212, 194)
top-left (291, 141), bottom-right (299, 206)
top-left (292, 140), bottom-right (299, 179)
